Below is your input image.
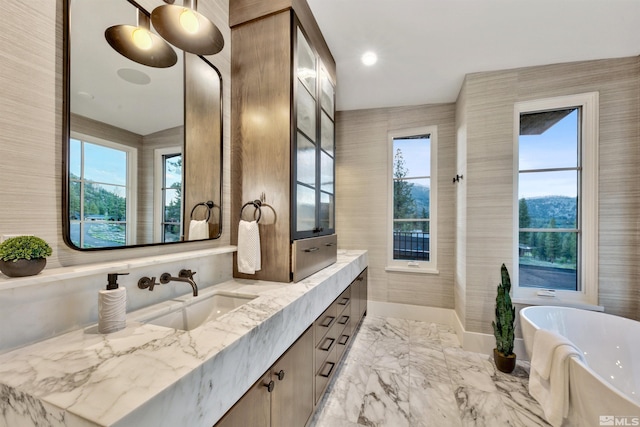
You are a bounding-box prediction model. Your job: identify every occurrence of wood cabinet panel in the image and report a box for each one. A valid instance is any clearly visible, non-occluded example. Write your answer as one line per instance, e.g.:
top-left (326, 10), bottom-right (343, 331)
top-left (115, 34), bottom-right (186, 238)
top-left (231, 11), bottom-right (292, 283)
top-left (229, 0), bottom-right (291, 27)
top-left (271, 327), bottom-right (314, 427)
top-left (214, 373), bottom-right (271, 427)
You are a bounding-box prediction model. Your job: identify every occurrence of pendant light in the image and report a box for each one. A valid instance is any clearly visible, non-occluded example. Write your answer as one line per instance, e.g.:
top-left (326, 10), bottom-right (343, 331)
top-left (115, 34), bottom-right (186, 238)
top-left (105, 10), bottom-right (178, 68)
top-left (151, 0), bottom-right (224, 56)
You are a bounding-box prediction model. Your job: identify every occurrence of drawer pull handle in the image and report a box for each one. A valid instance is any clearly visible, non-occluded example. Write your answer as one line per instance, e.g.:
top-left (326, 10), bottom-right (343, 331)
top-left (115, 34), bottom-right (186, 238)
top-left (319, 337), bottom-right (335, 352)
top-left (338, 297), bottom-right (350, 306)
top-left (325, 242), bottom-right (335, 247)
top-left (304, 247), bottom-right (320, 253)
top-left (338, 315), bottom-right (349, 325)
top-left (275, 370), bottom-right (285, 381)
top-left (320, 315), bottom-right (335, 328)
top-left (265, 380), bottom-right (275, 393)
top-left (338, 334), bottom-right (349, 346)
top-left (319, 362), bottom-right (335, 378)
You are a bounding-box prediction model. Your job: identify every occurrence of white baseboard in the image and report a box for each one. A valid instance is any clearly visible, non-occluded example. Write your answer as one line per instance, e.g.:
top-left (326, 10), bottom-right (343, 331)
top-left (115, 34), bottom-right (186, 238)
top-left (368, 301), bottom-right (528, 361)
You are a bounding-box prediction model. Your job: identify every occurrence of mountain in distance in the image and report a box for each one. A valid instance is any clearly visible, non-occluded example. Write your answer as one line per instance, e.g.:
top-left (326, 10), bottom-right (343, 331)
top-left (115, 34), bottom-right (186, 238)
top-left (521, 195), bottom-right (576, 228)
top-left (410, 184), bottom-right (430, 216)
top-left (408, 185), bottom-right (576, 228)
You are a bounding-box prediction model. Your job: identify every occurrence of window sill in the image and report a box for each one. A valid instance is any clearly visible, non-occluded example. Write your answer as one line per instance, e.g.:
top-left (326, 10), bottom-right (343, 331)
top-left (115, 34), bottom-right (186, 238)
top-left (513, 296), bottom-right (604, 312)
top-left (385, 266), bottom-right (439, 275)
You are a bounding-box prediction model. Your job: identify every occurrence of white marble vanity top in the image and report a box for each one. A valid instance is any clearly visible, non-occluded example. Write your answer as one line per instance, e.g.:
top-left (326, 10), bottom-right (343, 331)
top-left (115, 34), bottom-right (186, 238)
top-left (0, 251), bottom-right (367, 427)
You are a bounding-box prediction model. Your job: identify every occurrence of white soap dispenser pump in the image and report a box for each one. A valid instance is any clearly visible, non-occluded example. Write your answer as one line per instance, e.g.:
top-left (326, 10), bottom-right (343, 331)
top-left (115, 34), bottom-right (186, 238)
top-left (98, 272), bottom-right (129, 334)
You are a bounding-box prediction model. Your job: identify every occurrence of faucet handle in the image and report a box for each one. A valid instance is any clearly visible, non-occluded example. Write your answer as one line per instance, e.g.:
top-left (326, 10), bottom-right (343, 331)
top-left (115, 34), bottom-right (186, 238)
top-left (179, 269), bottom-right (196, 279)
top-left (138, 276), bottom-right (158, 291)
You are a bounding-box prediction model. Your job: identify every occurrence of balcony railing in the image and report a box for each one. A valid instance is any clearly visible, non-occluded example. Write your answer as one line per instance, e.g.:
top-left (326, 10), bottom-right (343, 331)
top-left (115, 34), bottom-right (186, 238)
top-left (393, 231), bottom-right (430, 261)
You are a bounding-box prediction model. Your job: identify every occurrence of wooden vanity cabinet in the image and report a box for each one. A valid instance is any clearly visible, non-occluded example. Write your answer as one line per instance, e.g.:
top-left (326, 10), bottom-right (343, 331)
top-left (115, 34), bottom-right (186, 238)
top-left (214, 327), bottom-right (314, 427)
top-left (214, 269), bottom-right (367, 427)
top-left (230, 0), bottom-right (337, 283)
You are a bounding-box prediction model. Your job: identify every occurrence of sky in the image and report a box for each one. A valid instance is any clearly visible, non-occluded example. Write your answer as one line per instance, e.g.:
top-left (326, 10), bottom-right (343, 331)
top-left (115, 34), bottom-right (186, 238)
top-left (392, 110), bottom-right (579, 199)
top-left (519, 109), bottom-right (578, 199)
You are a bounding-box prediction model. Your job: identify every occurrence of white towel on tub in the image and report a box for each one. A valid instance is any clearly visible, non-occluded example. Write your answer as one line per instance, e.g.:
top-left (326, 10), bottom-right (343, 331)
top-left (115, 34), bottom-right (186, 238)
top-left (529, 329), bottom-right (585, 427)
top-left (237, 220), bottom-right (261, 274)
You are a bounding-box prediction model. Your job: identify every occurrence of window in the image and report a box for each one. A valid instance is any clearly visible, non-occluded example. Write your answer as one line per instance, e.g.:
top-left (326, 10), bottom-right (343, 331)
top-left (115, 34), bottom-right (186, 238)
top-left (69, 135), bottom-right (136, 248)
top-left (154, 147), bottom-right (182, 243)
top-left (514, 93), bottom-right (598, 305)
top-left (386, 126), bottom-right (437, 273)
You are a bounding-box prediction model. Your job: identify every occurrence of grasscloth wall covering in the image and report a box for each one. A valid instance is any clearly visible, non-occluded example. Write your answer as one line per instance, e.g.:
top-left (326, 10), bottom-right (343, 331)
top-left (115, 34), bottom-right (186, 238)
top-left (0, 0), bottom-right (231, 268)
top-left (455, 56), bottom-right (640, 335)
top-left (336, 104), bottom-right (457, 309)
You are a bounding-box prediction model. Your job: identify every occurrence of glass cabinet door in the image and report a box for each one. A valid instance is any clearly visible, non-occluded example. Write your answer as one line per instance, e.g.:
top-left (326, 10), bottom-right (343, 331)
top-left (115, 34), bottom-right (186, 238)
top-left (293, 27), bottom-right (335, 239)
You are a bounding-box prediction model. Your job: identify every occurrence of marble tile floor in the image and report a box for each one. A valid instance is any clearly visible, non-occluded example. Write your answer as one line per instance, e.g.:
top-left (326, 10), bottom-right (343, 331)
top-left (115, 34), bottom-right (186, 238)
top-left (309, 315), bottom-right (551, 427)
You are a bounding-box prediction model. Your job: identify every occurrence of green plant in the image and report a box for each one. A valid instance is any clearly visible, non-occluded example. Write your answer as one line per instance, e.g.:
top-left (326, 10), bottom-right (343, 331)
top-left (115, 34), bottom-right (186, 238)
top-left (0, 236), bottom-right (52, 262)
top-left (492, 263), bottom-right (515, 356)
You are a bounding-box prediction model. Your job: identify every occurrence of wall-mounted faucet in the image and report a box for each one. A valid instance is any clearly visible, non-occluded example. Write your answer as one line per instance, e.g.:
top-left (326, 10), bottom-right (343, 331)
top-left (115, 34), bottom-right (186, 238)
top-left (160, 269), bottom-right (198, 296)
top-left (137, 269), bottom-right (198, 296)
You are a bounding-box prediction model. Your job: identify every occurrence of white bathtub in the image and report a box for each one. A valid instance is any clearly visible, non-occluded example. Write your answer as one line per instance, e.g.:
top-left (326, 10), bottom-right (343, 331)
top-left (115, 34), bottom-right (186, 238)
top-left (520, 306), bottom-right (640, 426)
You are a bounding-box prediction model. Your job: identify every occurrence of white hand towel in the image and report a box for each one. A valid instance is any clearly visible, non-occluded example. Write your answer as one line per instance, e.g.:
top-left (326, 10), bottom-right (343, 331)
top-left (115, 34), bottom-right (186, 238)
top-left (188, 219), bottom-right (209, 241)
top-left (529, 329), bottom-right (585, 427)
top-left (237, 220), bottom-right (261, 274)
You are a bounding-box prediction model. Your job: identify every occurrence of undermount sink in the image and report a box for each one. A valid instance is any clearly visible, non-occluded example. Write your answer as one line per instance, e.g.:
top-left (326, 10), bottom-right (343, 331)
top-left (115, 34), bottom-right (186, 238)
top-left (139, 292), bottom-right (257, 331)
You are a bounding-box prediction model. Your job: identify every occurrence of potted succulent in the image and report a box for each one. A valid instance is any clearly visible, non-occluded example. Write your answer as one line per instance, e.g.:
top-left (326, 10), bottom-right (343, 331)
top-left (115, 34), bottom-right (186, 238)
top-left (492, 263), bottom-right (516, 373)
top-left (0, 236), bottom-right (52, 278)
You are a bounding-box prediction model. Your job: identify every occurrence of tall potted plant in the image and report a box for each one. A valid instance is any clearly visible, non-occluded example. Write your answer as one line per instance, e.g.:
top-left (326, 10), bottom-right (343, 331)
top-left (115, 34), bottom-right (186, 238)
top-left (0, 236), bottom-right (52, 278)
top-left (492, 263), bottom-right (516, 373)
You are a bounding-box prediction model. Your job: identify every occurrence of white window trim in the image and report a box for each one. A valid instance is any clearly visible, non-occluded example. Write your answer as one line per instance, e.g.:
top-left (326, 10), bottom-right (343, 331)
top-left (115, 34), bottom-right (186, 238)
top-left (70, 131), bottom-right (138, 245)
top-left (153, 146), bottom-right (183, 242)
top-left (512, 92), bottom-right (599, 306)
top-left (385, 125), bottom-right (438, 274)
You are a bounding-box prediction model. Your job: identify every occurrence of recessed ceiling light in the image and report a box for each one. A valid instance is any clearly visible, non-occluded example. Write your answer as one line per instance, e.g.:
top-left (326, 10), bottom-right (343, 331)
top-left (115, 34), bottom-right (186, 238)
top-left (117, 68), bottom-right (151, 85)
top-left (361, 51), bottom-right (377, 66)
top-left (77, 91), bottom-right (94, 100)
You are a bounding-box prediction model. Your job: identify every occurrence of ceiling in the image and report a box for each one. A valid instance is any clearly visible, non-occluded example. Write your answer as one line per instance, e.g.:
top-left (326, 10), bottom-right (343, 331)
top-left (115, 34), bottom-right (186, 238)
top-left (306, 0), bottom-right (640, 111)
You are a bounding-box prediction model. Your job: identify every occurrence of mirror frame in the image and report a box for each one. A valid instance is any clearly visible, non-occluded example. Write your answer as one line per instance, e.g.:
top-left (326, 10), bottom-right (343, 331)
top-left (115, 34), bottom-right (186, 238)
top-left (62, 0), bottom-right (223, 251)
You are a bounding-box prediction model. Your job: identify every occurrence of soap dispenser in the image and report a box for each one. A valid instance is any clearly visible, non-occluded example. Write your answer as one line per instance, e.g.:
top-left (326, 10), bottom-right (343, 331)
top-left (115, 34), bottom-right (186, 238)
top-left (98, 272), bottom-right (129, 334)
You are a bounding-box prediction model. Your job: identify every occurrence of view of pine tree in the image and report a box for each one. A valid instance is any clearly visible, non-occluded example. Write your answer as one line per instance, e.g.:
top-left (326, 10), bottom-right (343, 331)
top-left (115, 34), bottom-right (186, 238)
top-left (544, 218), bottom-right (561, 262)
top-left (68, 174), bottom-right (126, 221)
top-left (519, 197), bottom-right (578, 269)
top-left (164, 156), bottom-right (182, 223)
top-left (519, 198), bottom-right (530, 243)
top-left (393, 148), bottom-right (417, 224)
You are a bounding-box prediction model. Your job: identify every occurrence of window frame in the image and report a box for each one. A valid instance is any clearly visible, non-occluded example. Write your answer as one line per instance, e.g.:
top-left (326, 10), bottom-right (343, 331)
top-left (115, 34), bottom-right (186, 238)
top-left (512, 92), bottom-right (599, 306)
top-left (386, 125), bottom-right (438, 274)
top-left (69, 132), bottom-right (137, 247)
top-left (153, 146), bottom-right (183, 243)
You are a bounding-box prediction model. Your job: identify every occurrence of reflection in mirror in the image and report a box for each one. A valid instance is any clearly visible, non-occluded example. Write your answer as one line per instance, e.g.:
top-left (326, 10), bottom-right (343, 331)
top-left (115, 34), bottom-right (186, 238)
top-left (64, 0), bottom-right (222, 249)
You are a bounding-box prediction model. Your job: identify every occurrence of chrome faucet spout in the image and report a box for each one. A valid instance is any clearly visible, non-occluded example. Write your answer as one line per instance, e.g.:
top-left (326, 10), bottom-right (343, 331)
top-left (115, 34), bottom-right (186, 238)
top-left (159, 269), bottom-right (198, 296)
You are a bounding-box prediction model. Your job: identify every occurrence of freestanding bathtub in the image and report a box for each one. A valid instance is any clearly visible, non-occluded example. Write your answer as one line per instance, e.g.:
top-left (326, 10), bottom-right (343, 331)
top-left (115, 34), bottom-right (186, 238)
top-left (520, 306), bottom-right (640, 426)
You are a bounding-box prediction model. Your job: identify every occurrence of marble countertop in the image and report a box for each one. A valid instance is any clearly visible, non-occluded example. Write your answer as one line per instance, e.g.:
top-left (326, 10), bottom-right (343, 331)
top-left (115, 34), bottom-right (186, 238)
top-left (0, 251), bottom-right (367, 427)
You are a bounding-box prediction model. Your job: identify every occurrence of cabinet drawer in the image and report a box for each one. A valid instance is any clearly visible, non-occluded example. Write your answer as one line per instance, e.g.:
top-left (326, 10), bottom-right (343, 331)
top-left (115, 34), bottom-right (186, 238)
top-left (314, 345), bottom-right (338, 404)
top-left (335, 287), bottom-right (351, 317)
top-left (335, 326), bottom-right (352, 362)
top-left (314, 300), bottom-right (338, 346)
top-left (314, 318), bottom-right (341, 373)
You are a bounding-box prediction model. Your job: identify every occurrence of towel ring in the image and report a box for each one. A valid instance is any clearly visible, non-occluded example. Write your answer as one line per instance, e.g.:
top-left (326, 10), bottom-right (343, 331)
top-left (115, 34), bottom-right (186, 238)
top-left (240, 200), bottom-right (262, 223)
top-left (190, 201), bottom-right (215, 222)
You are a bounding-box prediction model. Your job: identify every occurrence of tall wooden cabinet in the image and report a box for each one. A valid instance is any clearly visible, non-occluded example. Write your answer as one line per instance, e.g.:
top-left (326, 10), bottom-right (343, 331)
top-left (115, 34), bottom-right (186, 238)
top-left (230, 0), bottom-right (337, 283)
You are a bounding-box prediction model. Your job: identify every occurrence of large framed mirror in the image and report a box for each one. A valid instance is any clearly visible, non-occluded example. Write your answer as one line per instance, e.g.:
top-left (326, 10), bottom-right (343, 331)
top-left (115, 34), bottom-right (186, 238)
top-left (63, 0), bottom-right (223, 250)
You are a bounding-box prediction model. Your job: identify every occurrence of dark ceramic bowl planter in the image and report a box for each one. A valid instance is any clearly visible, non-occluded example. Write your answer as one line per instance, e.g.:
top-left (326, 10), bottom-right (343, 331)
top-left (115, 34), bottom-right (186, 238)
top-left (494, 348), bottom-right (516, 373)
top-left (0, 258), bottom-right (47, 277)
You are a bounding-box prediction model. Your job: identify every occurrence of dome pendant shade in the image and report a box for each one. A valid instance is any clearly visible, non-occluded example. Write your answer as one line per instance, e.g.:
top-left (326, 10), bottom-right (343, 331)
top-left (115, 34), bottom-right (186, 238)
top-left (105, 11), bottom-right (177, 68)
top-left (151, 1), bottom-right (224, 55)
